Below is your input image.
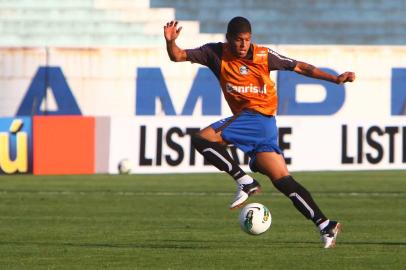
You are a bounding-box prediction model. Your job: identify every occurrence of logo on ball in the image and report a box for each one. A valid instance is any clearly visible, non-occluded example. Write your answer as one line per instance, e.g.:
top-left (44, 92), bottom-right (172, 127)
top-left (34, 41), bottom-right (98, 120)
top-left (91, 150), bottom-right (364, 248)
top-left (239, 203), bottom-right (272, 235)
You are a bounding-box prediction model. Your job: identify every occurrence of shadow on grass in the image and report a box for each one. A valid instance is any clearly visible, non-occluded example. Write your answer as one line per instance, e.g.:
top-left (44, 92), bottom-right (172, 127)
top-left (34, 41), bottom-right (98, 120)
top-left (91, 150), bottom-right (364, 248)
top-left (0, 241), bottom-right (210, 250)
top-left (0, 240), bottom-right (405, 249)
top-left (162, 239), bottom-right (406, 247)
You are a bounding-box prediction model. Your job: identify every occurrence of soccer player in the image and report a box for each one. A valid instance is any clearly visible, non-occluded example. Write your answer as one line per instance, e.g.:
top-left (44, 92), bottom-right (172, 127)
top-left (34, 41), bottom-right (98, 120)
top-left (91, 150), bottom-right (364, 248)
top-left (163, 17), bottom-right (355, 248)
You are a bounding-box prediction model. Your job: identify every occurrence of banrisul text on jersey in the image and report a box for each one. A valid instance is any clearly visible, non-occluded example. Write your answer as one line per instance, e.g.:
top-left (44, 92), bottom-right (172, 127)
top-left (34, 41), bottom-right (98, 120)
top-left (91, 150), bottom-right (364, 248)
top-left (225, 83), bottom-right (267, 94)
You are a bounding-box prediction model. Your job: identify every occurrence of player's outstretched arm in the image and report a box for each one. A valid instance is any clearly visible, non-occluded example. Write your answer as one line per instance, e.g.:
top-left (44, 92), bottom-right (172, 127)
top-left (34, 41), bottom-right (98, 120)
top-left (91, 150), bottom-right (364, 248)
top-left (294, 61), bottom-right (356, 84)
top-left (164, 21), bottom-right (187, 62)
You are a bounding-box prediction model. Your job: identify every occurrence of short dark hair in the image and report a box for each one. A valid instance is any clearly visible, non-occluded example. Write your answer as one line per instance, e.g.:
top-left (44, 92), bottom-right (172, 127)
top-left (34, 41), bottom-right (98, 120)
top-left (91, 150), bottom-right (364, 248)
top-left (227, 16), bottom-right (251, 36)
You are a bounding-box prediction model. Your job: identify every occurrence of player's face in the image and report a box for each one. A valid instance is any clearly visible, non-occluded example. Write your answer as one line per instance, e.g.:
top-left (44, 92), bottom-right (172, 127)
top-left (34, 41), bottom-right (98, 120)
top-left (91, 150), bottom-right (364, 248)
top-left (228, 32), bottom-right (251, 58)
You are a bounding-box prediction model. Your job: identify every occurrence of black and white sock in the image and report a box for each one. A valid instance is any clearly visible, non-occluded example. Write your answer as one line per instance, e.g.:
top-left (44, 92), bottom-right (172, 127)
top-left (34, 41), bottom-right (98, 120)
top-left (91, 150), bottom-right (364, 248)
top-left (191, 134), bottom-right (253, 184)
top-left (272, 175), bottom-right (327, 226)
top-left (318, 219), bottom-right (330, 231)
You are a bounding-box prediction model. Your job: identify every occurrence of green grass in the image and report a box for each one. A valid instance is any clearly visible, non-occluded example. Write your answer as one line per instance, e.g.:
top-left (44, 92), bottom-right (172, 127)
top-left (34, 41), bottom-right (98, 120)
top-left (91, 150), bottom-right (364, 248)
top-left (0, 171), bottom-right (405, 269)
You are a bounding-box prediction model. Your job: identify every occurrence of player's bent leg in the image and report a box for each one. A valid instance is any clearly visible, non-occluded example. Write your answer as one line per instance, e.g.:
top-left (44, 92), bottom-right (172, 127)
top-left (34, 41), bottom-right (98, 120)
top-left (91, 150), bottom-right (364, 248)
top-left (254, 152), bottom-right (327, 223)
top-left (191, 127), bottom-right (261, 209)
top-left (271, 175), bottom-right (327, 224)
top-left (253, 152), bottom-right (340, 248)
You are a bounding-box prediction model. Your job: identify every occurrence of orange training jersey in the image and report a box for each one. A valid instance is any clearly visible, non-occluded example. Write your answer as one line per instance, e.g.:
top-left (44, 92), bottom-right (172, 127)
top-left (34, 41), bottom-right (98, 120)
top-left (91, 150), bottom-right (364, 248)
top-left (185, 42), bottom-right (297, 116)
top-left (220, 43), bottom-right (277, 116)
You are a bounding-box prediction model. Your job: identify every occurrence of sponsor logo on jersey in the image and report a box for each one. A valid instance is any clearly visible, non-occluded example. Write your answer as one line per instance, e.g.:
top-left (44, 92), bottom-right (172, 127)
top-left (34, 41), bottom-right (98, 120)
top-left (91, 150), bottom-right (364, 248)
top-left (226, 83), bottom-right (267, 94)
top-left (256, 52), bottom-right (267, 57)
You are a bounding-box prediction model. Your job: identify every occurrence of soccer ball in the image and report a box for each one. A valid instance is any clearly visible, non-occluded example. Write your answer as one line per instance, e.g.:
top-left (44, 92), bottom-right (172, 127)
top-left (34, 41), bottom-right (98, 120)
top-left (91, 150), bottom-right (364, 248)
top-left (118, 159), bottom-right (132, 174)
top-left (239, 203), bottom-right (272, 235)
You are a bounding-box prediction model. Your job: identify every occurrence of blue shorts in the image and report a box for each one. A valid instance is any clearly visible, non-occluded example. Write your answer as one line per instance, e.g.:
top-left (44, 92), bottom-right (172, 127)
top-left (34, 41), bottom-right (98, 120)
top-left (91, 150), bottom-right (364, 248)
top-left (211, 110), bottom-right (283, 168)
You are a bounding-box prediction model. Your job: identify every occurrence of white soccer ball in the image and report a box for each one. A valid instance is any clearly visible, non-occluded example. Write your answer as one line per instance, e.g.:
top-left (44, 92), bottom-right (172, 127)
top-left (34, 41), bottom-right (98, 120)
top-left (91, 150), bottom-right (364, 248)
top-left (239, 203), bottom-right (272, 235)
top-left (118, 159), bottom-right (132, 174)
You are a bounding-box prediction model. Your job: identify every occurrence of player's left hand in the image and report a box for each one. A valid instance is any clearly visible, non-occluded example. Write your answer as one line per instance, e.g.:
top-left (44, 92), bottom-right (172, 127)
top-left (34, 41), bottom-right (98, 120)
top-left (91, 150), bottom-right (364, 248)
top-left (336, 72), bottom-right (356, 84)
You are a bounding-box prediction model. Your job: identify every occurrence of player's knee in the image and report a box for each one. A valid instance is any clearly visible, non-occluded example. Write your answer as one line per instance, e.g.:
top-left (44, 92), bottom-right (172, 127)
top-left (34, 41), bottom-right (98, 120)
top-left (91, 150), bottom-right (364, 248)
top-left (267, 172), bottom-right (289, 182)
top-left (191, 133), bottom-right (219, 152)
top-left (191, 133), bottom-right (204, 151)
top-left (271, 174), bottom-right (294, 185)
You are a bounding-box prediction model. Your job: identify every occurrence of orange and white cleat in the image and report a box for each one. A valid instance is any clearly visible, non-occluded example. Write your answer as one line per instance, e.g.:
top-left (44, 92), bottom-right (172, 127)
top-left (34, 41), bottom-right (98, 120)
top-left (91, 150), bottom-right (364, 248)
top-left (320, 221), bottom-right (342, 248)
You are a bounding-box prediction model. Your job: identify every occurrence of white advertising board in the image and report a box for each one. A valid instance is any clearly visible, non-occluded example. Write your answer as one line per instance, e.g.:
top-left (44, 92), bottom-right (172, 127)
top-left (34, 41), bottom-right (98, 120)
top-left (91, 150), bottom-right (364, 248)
top-left (107, 116), bottom-right (406, 173)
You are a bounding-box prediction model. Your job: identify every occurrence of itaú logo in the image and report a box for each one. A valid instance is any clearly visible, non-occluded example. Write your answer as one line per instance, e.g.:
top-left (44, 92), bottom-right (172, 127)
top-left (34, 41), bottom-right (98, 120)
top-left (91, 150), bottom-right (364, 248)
top-left (0, 119), bottom-right (28, 174)
top-left (225, 83), bottom-right (267, 94)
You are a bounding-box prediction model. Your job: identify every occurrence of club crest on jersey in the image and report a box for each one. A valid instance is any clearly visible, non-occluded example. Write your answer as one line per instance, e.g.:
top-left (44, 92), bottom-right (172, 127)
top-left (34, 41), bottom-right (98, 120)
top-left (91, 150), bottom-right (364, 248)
top-left (239, 66), bottom-right (249, 75)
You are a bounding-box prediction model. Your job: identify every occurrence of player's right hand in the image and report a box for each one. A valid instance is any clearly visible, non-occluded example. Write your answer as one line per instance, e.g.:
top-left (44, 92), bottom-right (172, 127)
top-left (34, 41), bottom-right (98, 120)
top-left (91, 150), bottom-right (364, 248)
top-left (164, 21), bottom-right (182, 42)
top-left (337, 71), bottom-right (356, 84)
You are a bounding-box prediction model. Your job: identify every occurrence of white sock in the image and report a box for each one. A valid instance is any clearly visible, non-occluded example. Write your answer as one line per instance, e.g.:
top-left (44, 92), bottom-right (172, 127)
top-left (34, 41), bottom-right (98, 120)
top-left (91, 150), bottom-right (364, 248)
top-left (236, 175), bottom-right (254, 185)
top-left (318, 219), bottom-right (330, 231)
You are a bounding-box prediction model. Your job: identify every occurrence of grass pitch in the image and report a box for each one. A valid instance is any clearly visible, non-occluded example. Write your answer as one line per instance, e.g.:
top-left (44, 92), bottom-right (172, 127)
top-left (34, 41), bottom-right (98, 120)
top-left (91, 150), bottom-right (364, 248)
top-left (0, 171), bottom-right (405, 269)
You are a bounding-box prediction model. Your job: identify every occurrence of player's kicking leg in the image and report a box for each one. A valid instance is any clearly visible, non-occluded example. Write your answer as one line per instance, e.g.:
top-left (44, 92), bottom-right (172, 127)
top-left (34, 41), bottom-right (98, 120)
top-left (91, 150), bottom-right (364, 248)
top-left (253, 151), bottom-right (341, 248)
top-left (191, 127), bottom-right (260, 209)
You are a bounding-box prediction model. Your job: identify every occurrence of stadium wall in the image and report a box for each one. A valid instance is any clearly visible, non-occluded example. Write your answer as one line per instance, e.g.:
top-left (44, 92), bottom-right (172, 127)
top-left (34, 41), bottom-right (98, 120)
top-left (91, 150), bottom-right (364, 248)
top-left (0, 46), bottom-right (405, 174)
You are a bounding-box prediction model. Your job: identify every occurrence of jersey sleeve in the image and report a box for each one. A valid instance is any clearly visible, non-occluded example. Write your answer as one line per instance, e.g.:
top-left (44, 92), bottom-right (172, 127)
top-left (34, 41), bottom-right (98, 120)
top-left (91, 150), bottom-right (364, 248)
top-left (185, 43), bottom-right (221, 64)
top-left (267, 49), bottom-right (297, 71)
top-left (185, 42), bottom-right (222, 79)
